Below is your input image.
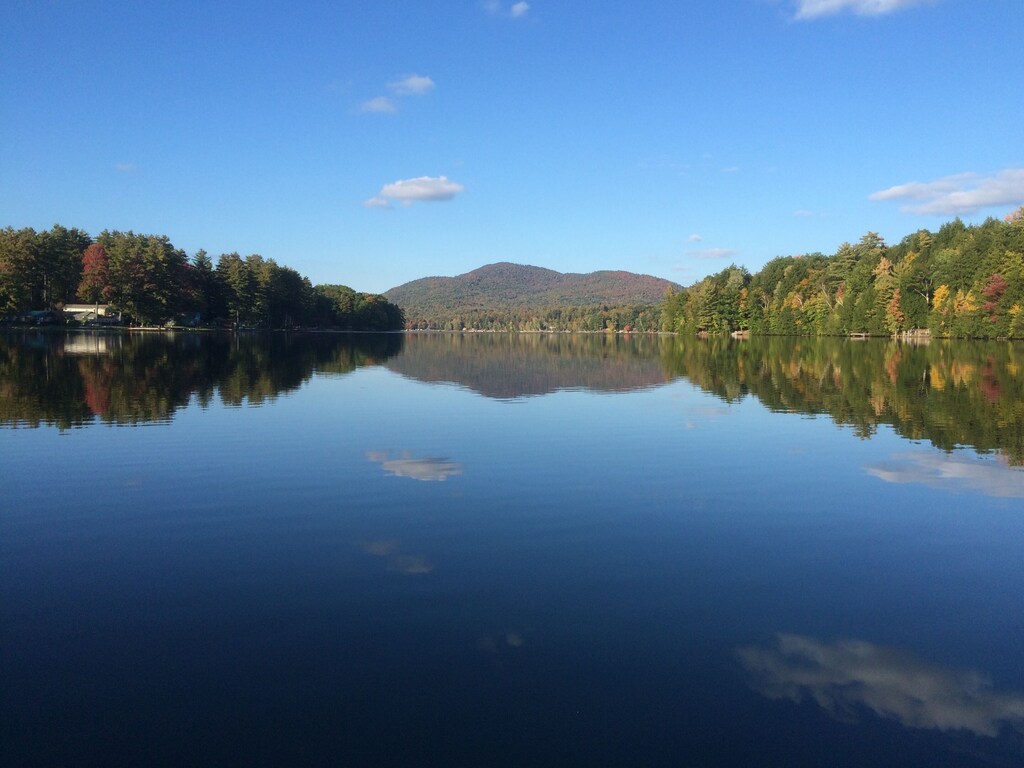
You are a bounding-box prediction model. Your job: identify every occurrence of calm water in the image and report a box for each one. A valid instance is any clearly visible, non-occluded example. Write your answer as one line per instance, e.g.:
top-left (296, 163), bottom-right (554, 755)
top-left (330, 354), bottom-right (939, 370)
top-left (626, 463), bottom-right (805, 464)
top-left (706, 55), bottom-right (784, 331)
top-left (2, 330), bottom-right (1023, 767)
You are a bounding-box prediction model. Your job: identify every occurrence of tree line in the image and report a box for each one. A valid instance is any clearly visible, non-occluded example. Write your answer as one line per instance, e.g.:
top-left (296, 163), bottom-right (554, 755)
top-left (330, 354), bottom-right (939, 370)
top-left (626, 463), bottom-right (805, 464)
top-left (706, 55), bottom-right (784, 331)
top-left (406, 303), bottom-right (662, 333)
top-left (660, 208), bottom-right (1024, 338)
top-left (0, 225), bottom-right (404, 330)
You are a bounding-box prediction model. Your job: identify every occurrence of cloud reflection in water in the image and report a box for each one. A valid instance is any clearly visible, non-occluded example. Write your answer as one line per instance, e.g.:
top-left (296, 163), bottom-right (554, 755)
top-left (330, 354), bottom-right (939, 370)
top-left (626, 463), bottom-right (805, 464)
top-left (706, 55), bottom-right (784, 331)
top-left (477, 631), bottom-right (525, 654)
top-left (738, 634), bottom-right (1024, 737)
top-left (360, 539), bottom-right (434, 575)
top-left (386, 554), bottom-right (434, 575)
top-left (360, 539), bottom-right (400, 557)
top-left (367, 450), bottom-right (463, 482)
top-left (866, 451), bottom-right (1024, 498)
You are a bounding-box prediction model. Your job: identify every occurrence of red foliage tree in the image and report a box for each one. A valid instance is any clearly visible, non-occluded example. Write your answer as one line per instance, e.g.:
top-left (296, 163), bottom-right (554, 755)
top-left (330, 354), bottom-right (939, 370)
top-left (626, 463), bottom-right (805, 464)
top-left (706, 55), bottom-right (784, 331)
top-left (77, 243), bottom-right (113, 305)
top-left (982, 273), bottom-right (1007, 320)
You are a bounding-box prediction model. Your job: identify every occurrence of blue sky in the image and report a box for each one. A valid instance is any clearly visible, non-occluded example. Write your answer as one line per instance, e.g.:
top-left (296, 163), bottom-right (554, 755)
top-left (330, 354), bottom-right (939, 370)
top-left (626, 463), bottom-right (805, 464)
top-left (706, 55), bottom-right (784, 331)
top-left (2, 0), bottom-right (1022, 293)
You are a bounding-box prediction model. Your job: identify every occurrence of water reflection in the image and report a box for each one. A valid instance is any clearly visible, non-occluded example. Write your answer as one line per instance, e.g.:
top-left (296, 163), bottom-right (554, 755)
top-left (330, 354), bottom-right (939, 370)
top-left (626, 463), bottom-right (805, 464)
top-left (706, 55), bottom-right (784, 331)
top-left (386, 332), bottom-right (673, 398)
top-left (0, 330), bottom-right (403, 428)
top-left (360, 539), bottom-right (401, 556)
top-left (3, 332), bottom-right (1023, 471)
top-left (388, 334), bottom-right (1024, 466)
top-left (359, 539), bottom-right (434, 575)
top-left (367, 450), bottom-right (463, 482)
top-left (738, 634), bottom-right (1024, 738)
top-left (866, 452), bottom-right (1024, 498)
top-left (386, 554), bottom-right (434, 575)
top-left (659, 336), bottom-right (1024, 465)
top-left (477, 632), bottom-right (525, 653)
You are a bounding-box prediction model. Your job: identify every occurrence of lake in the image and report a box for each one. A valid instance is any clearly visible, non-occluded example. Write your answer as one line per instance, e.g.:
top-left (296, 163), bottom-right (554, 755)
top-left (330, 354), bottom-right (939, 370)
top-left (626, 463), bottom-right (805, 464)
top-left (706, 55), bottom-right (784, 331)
top-left (2, 330), bottom-right (1023, 767)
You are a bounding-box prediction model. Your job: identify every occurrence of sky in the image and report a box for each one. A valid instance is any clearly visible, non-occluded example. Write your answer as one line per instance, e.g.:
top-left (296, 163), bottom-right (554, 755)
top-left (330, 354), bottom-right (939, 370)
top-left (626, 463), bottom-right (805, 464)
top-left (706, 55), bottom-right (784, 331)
top-left (2, 0), bottom-right (1022, 293)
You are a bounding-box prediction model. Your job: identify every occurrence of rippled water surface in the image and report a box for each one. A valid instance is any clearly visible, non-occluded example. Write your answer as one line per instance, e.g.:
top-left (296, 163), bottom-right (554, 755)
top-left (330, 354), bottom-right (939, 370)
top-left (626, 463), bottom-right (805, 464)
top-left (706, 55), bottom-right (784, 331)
top-left (3, 331), bottom-right (1023, 766)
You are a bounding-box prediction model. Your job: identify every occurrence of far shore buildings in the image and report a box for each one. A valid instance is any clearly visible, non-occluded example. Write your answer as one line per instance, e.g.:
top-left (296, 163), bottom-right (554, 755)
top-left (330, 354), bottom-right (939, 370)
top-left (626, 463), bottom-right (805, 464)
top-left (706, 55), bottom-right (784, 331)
top-left (61, 304), bottom-right (117, 322)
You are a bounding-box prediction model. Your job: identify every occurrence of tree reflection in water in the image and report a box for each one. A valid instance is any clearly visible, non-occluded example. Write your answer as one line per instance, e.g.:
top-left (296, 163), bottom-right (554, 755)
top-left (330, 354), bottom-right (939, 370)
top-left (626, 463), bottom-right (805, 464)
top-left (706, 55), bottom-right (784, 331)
top-left (0, 330), bottom-right (403, 429)
top-left (2, 332), bottom-right (1022, 467)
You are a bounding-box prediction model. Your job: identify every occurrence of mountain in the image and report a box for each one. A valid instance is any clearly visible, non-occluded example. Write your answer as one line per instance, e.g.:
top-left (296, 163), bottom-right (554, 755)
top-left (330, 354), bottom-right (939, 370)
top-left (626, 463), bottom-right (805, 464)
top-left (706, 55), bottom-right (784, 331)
top-left (384, 262), bottom-right (680, 331)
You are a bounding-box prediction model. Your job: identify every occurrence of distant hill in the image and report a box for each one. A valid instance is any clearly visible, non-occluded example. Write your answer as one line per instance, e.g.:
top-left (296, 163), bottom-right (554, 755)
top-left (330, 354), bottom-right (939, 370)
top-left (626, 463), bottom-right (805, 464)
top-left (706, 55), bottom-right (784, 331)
top-left (384, 262), bottom-right (680, 331)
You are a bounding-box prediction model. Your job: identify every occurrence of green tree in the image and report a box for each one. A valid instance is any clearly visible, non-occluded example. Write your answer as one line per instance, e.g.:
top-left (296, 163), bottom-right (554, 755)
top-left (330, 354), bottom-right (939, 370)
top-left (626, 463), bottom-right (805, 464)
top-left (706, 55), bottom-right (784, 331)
top-left (216, 252), bottom-right (257, 326)
top-left (0, 227), bottom-right (36, 314)
top-left (191, 250), bottom-right (222, 322)
top-left (99, 231), bottom-right (190, 324)
top-left (39, 225), bottom-right (90, 307)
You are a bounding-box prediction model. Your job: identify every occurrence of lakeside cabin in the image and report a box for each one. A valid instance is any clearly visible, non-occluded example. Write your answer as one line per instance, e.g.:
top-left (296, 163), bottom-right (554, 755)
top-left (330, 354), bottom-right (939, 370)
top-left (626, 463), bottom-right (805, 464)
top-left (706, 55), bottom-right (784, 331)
top-left (62, 304), bottom-right (117, 323)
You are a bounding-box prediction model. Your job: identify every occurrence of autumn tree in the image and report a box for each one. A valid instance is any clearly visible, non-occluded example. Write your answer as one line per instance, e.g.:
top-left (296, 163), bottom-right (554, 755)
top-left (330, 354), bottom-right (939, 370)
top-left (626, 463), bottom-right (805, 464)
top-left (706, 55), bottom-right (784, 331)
top-left (77, 243), bottom-right (113, 308)
top-left (981, 273), bottom-right (1008, 335)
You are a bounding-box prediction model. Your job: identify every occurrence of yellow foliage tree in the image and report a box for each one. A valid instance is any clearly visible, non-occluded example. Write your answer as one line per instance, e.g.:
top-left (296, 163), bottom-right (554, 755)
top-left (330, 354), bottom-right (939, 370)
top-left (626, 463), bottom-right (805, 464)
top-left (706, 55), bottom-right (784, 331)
top-left (953, 289), bottom-right (977, 314)
top-left (885, 289), bottom-right (905, 334)
top-left (872, 256), bottom-right (894, 282)
top-left (1010, 303), bottom-right (1024, 338)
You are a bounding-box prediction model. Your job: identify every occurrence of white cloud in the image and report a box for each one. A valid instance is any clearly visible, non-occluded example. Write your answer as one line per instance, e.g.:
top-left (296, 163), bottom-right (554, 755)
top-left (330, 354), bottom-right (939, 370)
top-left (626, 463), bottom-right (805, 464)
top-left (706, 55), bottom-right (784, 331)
top-left (485, 1), bottom-right (530, 19)
top-left (114, 162), bottom-right (137, 172)
top-left (866, 451), bottom-right (1024, 498)
top-left (357, 74), bottom-right (434, 115)
top-left (388, 74), bottom-right (435, 96)
top-left (869, 169), bottom-right (1024, 216)
top-left (794, 0), bottom-right (934, 20)
top-left (739, 634), bottom-right (1024, 737)
top-left (688, 247), bottom-right (738, 260)
top-left (358, 96), bottom-right (397, 114)
top-left (367, 176), bottom-right (465, 208)
top-left (688, 234), bottom-right (703, 242)
top-left (720, 165), bottom-right (740, 174)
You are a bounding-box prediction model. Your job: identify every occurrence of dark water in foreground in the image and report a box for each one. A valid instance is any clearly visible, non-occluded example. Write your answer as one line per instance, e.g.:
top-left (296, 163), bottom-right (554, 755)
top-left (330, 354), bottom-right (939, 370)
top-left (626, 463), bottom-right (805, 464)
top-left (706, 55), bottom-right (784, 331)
top-left (2, 331), bottom-right (1023, 767)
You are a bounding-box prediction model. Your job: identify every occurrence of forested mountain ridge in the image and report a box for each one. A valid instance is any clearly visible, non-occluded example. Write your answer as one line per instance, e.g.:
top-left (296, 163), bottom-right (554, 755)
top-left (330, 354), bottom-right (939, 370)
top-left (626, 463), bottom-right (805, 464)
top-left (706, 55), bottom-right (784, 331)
top-left (660, 208), bottom-right (1024, 339)
top-left (385, 262), bottom-right (680, 331)
top-left (0, 225), bottom-right (404, 330)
